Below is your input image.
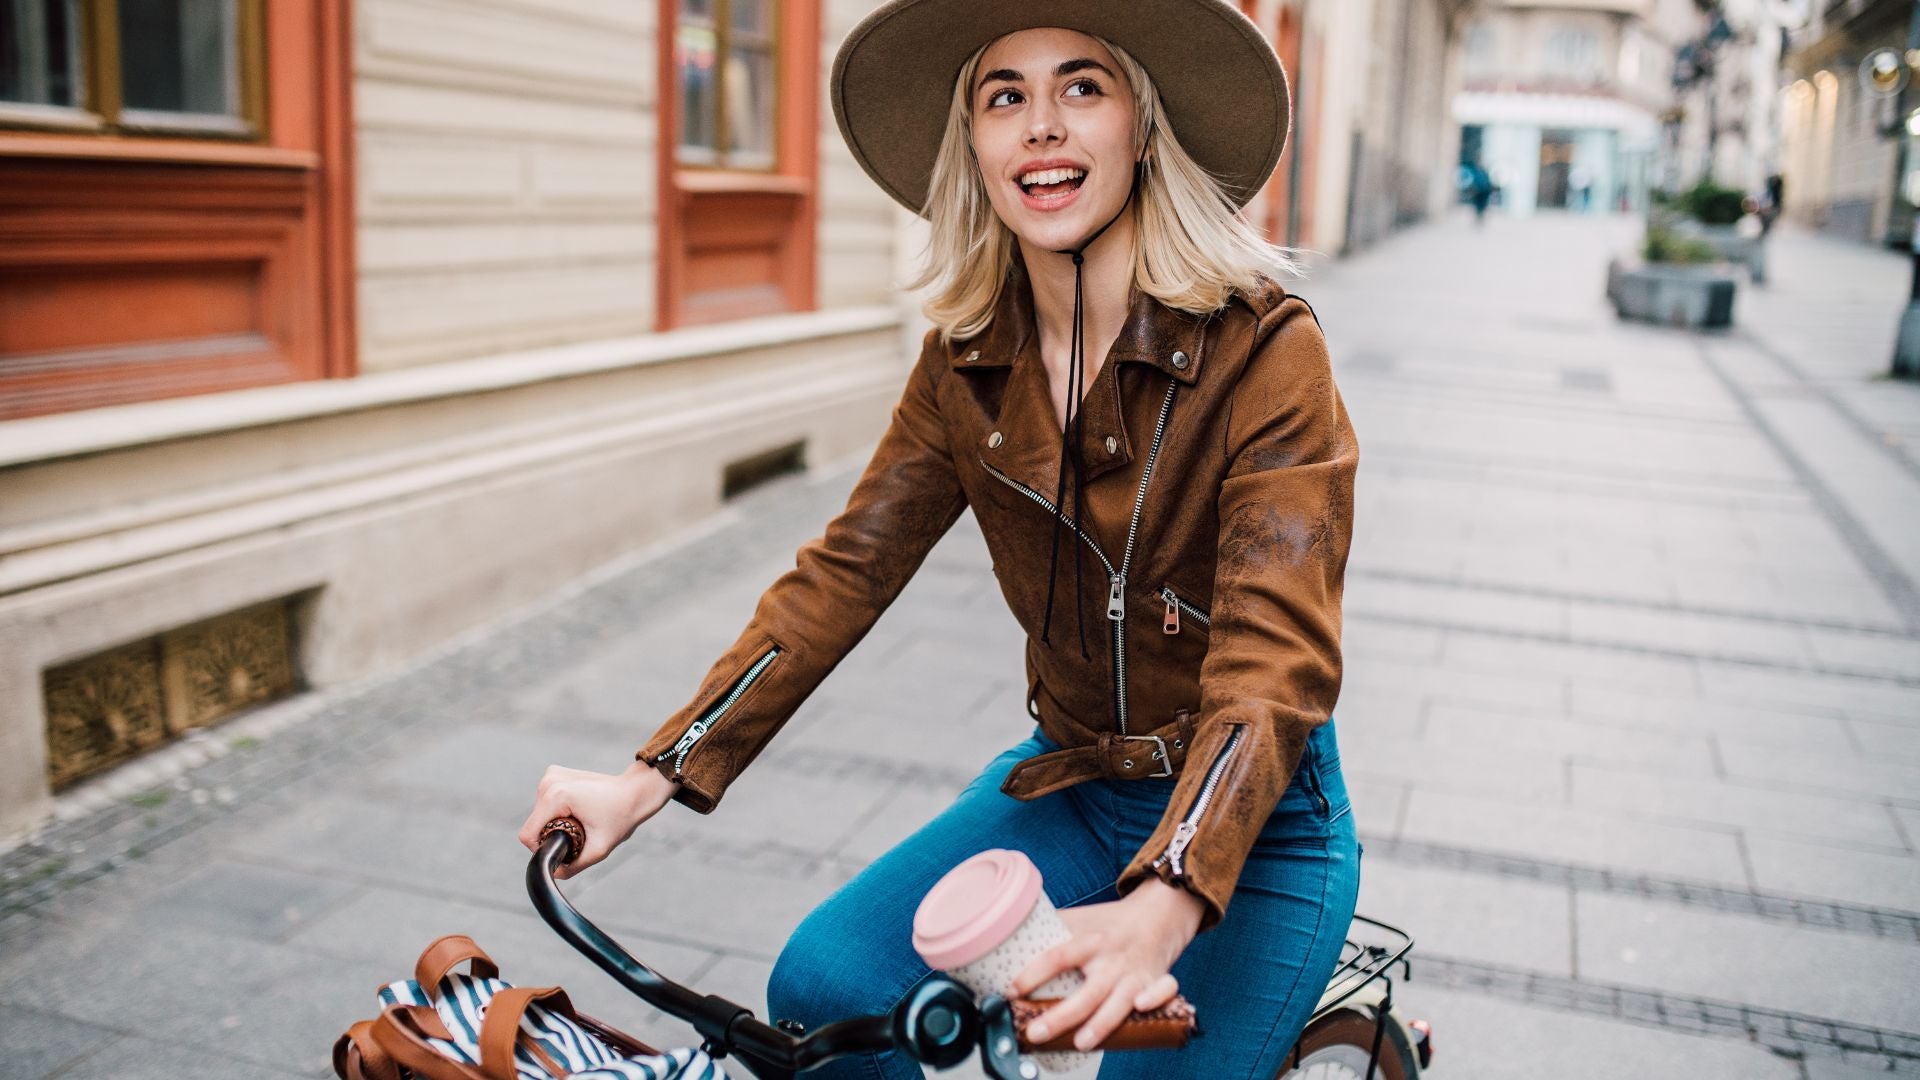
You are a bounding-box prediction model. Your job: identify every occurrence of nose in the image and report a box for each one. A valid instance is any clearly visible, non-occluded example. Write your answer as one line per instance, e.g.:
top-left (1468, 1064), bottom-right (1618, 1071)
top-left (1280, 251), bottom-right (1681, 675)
top-left (1025, 100), bottom-right (1063, 146)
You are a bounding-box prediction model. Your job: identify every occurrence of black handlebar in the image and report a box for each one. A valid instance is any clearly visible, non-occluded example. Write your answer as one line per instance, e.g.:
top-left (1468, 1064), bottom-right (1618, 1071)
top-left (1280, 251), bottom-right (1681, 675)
top-left (527, 818), bottom-right (1038, 1080)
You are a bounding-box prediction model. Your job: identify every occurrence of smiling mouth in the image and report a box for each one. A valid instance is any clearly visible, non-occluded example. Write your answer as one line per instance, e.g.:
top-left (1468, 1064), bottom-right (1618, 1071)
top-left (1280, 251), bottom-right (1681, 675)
top-left (1013, 165), bottom-right (1090, 198)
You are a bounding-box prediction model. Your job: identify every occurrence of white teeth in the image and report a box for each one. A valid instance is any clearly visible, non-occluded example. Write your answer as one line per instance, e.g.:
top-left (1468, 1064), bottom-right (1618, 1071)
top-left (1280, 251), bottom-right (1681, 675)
top-left (1018, 167), bottom-right (1087, 187)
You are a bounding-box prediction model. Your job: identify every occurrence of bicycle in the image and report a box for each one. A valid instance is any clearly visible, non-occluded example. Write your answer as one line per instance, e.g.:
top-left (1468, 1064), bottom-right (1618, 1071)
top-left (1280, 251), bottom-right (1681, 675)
top-left (531, 818), bottom-right (1434, 1080)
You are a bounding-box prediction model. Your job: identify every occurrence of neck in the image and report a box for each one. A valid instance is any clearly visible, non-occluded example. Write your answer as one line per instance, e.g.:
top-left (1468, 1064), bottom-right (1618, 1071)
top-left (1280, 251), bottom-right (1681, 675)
top-left (1016, 214), bottom-right (1136, 378)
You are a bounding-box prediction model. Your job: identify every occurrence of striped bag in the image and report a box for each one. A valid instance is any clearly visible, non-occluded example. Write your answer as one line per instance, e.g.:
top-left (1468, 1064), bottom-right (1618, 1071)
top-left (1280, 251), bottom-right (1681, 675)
top-left (334, 934), bottom-right (731, 1080)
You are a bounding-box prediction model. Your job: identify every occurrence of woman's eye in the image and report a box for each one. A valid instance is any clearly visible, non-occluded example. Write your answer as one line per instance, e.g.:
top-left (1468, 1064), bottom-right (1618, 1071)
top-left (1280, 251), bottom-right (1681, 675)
top-left (1066, 78), bottom-right (1101, 97)
top-left (988, 88), bottom-right (1021, 108)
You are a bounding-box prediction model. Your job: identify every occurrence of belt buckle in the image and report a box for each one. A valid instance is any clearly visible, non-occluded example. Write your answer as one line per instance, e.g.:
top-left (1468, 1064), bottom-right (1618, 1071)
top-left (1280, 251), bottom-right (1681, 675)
top-left (1119, 734), bottom-right (1173, 778)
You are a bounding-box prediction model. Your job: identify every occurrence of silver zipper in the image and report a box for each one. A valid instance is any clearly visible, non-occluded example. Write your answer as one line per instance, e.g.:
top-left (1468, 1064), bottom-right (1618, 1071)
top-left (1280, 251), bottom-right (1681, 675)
top-left (978, 380), bottom-right (1178, 735)
top-left (666, 645), bottom-right (782, 774)
top-left (1158, 585), bottom-right (1211, 634)
top-left (1149, 725), bottom-right (1245, 879)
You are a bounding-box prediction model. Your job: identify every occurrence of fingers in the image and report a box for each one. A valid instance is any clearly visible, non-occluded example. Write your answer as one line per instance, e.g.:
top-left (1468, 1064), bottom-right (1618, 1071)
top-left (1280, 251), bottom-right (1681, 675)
top-left (1076, 974), bottom-right (1146, 1050)
top-left (1012, 930), bottom-right (1103, 998)
top-left (1134, 971), bottom-right (1179, 1012)
top-left (1026, 957), bottom-right (1116, 1045)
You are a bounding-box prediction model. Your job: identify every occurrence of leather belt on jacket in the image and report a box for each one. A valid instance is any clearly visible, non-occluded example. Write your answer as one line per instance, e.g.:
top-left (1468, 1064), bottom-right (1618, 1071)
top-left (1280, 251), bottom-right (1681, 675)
top-left (1000, 710), bottom-right (1199, 800)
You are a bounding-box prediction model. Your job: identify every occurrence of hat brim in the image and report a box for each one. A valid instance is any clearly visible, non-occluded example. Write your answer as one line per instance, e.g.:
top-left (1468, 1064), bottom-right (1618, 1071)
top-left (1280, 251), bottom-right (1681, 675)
top-left (831, 0), bottom-right (1290, 218)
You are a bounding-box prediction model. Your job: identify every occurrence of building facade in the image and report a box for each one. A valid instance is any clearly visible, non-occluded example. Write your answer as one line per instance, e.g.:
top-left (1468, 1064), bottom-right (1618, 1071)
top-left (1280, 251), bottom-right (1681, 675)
top-left (1778, 0), bottom-right (1917, 246)
top-left (1452, 0), bottom-right (1707, 215)
top-left (0, 0), bottom-right (1475, 838)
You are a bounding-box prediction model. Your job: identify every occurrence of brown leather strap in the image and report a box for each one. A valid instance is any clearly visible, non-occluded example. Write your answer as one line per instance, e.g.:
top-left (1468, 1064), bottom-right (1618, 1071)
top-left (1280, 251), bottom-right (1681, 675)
top-left (370, 1005), bottom-right (492, 1080)
top-left (415, 935), bottom-right (501, 1002)
top-left (478, 985), bottom-right (575, 1080)
top-left (1001, 712), bottom-right (1197, 800)
top-left (334, 1018), bottom-right (403, 1080)
top-left (1010, 994), bottom-right (1199, 1052)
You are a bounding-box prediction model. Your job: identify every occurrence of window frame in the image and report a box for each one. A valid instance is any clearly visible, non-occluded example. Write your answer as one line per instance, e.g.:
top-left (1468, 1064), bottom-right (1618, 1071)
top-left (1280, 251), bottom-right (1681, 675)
top-left (674, 0), bottom-right (782, 173)
top-left (0, 0), bottom-right (268, 142)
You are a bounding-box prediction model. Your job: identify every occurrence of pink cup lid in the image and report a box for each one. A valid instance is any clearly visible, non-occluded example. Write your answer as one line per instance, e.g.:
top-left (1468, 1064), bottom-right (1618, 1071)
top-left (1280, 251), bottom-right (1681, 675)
top-left (912, 849), bottom-right (1043, 971)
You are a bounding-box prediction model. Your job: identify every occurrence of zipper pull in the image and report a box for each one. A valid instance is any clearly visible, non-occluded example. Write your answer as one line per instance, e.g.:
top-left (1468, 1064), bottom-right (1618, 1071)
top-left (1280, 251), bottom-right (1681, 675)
top-left (1107, 573), bottom-right (1125, 621)
top-left (669, 721), bottom-right (708, 764)
top-left (1159, 821), bottom-right (1198, 878)
top-left (1163, 590), bottom-right (1180, 635)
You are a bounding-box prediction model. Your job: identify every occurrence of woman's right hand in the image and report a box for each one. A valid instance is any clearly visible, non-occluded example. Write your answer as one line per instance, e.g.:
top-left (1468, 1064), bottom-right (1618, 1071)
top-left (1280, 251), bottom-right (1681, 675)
top-left (518, 760), bottom-right (681, 879)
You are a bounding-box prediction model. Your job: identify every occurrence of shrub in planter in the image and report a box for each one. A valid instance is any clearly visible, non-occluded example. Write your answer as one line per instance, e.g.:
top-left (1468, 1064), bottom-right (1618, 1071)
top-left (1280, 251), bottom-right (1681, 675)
top-left (1678, 180), bottom-right (1747, 226)
top-left (1642, 223), bottom-right (1718, 265)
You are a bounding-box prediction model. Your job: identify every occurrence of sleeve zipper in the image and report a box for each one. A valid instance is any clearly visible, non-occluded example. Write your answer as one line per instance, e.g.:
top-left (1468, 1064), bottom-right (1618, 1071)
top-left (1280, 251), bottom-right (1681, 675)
top-left (663, 645), bottom-right (782, 776)
top-left (1149, 724), bottom-right (1244, 880)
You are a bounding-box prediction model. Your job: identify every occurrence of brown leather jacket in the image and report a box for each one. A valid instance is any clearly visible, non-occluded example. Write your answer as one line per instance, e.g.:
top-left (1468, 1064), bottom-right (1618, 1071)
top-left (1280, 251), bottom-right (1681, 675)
top-left (636, 258), bottom-right (1359, 933)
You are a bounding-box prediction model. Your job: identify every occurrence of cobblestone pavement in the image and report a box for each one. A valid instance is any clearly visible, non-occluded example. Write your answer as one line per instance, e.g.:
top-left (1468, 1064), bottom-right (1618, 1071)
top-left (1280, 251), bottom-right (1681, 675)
top-left (3, 211), bottom-right (1918, 1079)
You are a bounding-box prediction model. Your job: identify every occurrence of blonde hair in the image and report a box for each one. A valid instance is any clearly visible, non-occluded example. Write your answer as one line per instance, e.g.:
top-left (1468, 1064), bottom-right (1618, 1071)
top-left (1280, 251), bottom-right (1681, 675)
top-left (906, 32), bottom-right (1301, 343)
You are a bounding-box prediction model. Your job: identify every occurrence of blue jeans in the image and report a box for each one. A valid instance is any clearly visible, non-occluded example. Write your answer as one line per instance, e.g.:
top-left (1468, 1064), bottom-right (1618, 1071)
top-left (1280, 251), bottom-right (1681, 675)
top-left (765, 720), bottom-right (1362, 1078)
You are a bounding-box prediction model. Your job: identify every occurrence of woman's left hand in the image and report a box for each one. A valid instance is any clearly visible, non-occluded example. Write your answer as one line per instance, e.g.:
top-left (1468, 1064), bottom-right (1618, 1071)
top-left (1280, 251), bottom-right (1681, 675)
top-left (1008, 879), bottom-right (1206, 1051)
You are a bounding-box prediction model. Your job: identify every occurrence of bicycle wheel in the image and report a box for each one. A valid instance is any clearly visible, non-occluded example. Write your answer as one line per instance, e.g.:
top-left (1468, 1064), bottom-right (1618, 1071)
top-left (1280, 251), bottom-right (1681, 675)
top-left (1273, 1008), bottom-right (1418, 1080)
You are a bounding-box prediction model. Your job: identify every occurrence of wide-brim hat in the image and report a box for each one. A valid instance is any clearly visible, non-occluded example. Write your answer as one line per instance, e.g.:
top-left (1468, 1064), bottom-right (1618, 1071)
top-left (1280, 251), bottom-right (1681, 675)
top-left (830, 0), bottom-right (1290, 219)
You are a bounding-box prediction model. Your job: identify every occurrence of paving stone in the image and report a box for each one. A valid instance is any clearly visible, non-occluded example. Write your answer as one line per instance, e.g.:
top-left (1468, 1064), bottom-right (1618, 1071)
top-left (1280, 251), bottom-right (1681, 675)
top-left (1851, 717), bottom-right (1920, 764)
top-left (1570, 684), bottom-right (1851, 750)
top-left (585, 854), bottom-right (839, 959)
top-left (1386, 983), bottom-right (1800, 1079)
top-left (0, 1004), bottom-right (115, 1079)
top-left (1342, 574), bottom-right (1570, 636)
top-left (1397, 788), bottom-right (1750, 888)
top-left (1440, 632), bottom-right (1700, 691)
top-left (1714, 736), bottom-right (1920, 803)
top-left (834, 777), bottom-right (972, 865)
top-left (284, 883), bottom-right (719, 1023)
top-left (1803, 628), bottom-right (1920, 680)
top-left (1574, 892), bottom-right (1920, 1033)
top-left (1568, 763), bottom-right (1908, 849)
top-left (1743, 835), bottom-right (1920, 914)
top-left (1696, 663), bottom-right (1920, 724)
top-left (1339, 730), bottom-right (1570, 802)
top-left (42, 1035), bottom-right (313, 1079)
top-left (1358, 862), bottom-right (1573, 976)
top-left (1565, 602), bottom-right (1813, 667)
top-left (1423, 702), bottom-right (1719, 774)
top-left (0, 920), bottom-right (370, 1075)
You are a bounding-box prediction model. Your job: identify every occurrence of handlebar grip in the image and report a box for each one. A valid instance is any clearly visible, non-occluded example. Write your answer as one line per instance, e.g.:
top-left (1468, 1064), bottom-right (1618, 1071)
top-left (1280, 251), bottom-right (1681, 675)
top-left (1011, 995), bottom-right (1199, 1053)
top-left (541, 817), bottom-right (586, 865)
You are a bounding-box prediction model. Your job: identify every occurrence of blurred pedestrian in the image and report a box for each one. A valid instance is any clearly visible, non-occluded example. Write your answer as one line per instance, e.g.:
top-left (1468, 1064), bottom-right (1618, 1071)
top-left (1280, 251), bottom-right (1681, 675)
top-left (1760, 172), bottom-right (1784, 237)
top-left (1465, 158), bottom-right (1495, 225)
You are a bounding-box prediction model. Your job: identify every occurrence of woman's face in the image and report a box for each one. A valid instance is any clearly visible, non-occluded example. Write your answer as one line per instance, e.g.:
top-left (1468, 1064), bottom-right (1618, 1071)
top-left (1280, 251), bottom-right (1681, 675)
top-left (970, 28), bottom-right (1139, 254)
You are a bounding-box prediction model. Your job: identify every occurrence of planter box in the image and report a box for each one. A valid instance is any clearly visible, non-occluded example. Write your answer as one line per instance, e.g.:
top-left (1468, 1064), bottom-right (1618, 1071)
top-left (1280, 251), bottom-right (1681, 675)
top-left (1672, 220), bottom-right (1767, 283)
top-left (1607, 258), bottom-right (1739, 329)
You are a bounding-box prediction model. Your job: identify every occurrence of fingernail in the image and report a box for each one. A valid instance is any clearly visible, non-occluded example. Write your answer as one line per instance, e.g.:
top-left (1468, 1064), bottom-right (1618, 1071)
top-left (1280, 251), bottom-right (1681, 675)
top-left (1029, 1023), bottom-right (1048, 1041)
top-left (1074, 1032), bottom-right (1093, 1050)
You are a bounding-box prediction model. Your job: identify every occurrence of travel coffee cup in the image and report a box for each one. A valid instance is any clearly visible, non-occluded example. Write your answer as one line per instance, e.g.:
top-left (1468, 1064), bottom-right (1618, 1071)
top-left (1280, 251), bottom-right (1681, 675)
top-left (911, 848), bottom-right (1095, 1072)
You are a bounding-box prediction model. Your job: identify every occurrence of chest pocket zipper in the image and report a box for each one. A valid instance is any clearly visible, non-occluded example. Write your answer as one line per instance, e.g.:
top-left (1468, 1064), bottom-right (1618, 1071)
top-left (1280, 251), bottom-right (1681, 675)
top-left (1158, 585), bottom-right (1211, 635)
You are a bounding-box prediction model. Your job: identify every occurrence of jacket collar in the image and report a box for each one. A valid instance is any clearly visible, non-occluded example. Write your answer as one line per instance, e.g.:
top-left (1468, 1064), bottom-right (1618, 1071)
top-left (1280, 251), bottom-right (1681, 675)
top-left (949, 258), bottom-right (1207, 384)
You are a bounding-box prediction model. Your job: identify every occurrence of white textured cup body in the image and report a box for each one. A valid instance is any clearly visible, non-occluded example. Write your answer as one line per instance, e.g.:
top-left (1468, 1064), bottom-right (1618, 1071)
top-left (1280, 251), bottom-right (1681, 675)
top-left (941, 888), bottom-right (1095, 1073)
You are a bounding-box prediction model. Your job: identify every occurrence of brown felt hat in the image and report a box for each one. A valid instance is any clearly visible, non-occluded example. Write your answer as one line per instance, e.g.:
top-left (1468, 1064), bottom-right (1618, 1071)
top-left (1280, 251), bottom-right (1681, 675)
top-left (830, 0), bottom-right (1290, 219)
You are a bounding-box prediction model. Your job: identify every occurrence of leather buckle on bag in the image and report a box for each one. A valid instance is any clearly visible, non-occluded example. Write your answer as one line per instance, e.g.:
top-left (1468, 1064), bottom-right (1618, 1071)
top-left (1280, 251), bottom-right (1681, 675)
top-left (1119, 735), bottom-right (1174, 778)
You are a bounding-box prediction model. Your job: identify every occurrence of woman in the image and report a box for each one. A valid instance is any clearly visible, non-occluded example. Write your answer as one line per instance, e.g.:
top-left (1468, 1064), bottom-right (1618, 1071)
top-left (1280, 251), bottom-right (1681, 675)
top-left (520, 1), bottom-right (1361, 1074)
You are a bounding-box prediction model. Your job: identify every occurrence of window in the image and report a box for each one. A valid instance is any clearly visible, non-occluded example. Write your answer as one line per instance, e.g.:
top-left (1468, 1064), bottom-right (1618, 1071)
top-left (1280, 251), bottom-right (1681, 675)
top-left (0, 0), bottom-right (264, 138)
top-left (0, 0), bottom-right (351, 420)
top-left (658, 0), bottom-right (816, 330)
top-left (1542, 27), bottom-right (1601, 83)
top-left (676, 0), bottom-right (778, 170)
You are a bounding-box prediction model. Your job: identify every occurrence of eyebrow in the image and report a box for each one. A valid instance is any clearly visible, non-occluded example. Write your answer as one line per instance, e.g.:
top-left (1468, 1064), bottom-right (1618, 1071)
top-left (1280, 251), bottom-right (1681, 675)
top-left (976, 57), bottom-right (1116, 98)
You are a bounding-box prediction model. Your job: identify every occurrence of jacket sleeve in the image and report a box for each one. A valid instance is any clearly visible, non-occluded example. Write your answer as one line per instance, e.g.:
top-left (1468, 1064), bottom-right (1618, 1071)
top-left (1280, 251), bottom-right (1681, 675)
top-left (1114, 297), bottom-right (1359, 933)
top-left (635, 329), bottom-right (969, 813)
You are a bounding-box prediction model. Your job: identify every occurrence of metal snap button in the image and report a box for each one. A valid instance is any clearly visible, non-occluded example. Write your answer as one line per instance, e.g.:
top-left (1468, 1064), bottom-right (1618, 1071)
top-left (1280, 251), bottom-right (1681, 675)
top-left (1171, 350), bottom-right (1190, 370)
top-left (987, 431), bottom-right (1003, 448)
top-left (1172, 738), bottom-right (1184, 749)
top-left (966, 350), bottom-right (981, 363)
top-left (1105, 435), bottom-right (1118, 454)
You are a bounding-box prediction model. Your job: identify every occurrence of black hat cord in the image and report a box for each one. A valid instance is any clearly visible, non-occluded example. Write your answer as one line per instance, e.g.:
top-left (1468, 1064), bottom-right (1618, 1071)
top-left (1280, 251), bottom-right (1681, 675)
top-left (1038, 158), bottom-right (1146, 661)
